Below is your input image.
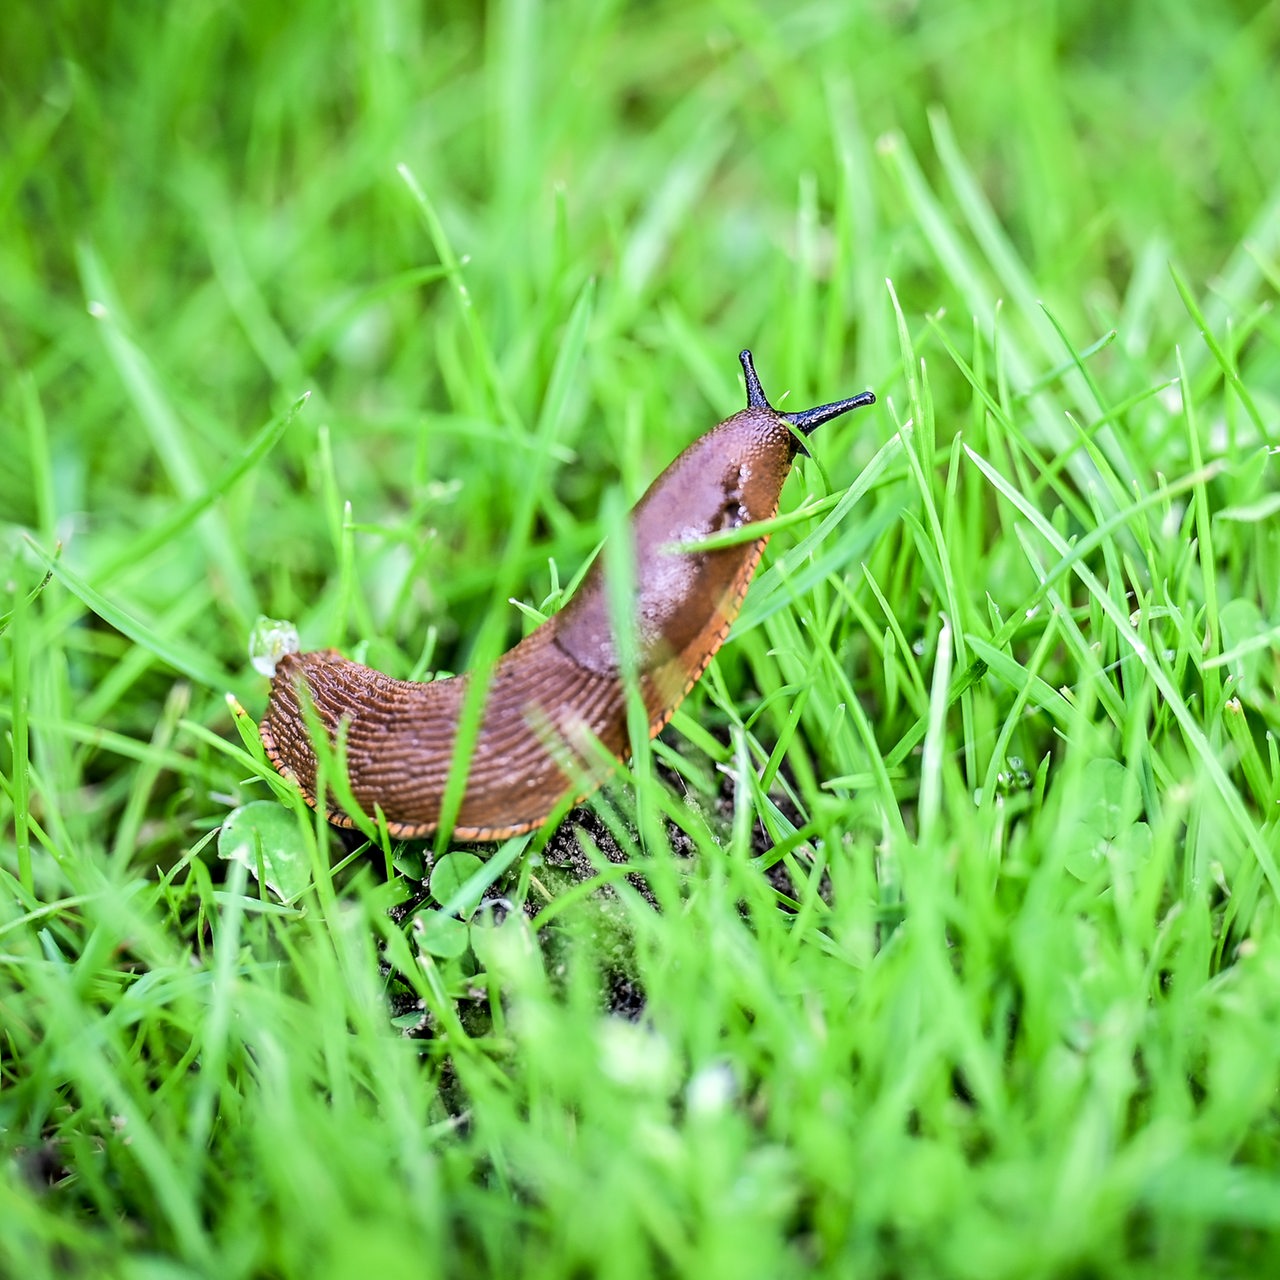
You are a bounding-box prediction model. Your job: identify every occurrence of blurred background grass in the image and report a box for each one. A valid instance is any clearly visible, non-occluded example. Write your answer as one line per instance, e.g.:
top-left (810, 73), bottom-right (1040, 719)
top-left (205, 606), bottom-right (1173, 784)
top-left (4, 0), bottom-right (1280, 1275)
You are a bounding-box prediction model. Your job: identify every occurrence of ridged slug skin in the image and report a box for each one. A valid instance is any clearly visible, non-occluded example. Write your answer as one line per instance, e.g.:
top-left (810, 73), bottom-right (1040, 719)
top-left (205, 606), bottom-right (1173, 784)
top-left (260, 350), bottom-right (874, 840)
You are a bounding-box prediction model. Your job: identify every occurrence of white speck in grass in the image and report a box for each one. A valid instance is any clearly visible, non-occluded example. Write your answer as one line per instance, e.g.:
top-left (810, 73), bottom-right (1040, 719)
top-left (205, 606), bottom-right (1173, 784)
top-left (1160, 502), bottom-right (1185, 540)
top-left (87, 300), bottom-right (108, 318)
top-left (1159, 381), bottom-right (1182, 414)
top-left (686, 1061), bottom-right (737, 1117)
top-left (1207, 417), bottom-right (1235, 452)
top-left (598, 1018), bottom-right (676, 1095)
top-left (332, 304), bottom-right (392, 369)
top-left (249, 616), bottom-right (300, 677)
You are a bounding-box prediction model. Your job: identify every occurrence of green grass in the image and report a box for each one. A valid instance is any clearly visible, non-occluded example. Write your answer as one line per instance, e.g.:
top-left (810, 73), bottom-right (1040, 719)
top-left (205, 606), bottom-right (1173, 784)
top-left (4, 0), bottom-right (1280, 1275)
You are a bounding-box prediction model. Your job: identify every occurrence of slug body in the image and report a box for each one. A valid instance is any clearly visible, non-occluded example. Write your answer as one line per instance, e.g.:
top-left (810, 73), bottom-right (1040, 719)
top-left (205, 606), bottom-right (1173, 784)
top-left (260, 351), bottom-right (874, 840)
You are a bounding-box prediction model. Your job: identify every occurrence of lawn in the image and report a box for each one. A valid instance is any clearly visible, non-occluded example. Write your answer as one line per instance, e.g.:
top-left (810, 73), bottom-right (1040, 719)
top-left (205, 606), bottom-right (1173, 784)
top-left (3, 1), bottom-right (1280, 1276)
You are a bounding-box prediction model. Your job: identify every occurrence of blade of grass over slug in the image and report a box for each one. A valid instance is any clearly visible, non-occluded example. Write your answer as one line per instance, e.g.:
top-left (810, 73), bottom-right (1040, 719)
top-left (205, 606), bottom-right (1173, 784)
top-left (965, 443), bottom-right (1277, 892)
top-left (667, 495), bottom-right (827, 553)
top-left (429, 278), bottom-right (594, 851)
top-left (600, 482), bottom-right (653, 839)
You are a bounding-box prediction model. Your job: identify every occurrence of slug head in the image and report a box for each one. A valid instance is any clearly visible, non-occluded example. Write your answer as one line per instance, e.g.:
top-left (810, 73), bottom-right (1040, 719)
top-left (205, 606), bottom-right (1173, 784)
top-left (739, 348), bottom-right (876, 456)
top-left (558, 350), bottom-right (876, 684)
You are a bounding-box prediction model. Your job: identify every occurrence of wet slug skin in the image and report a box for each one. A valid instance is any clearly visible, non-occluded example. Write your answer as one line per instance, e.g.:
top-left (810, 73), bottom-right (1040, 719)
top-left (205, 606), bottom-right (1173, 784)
top-left (259, 350), bottom-right (875, 841)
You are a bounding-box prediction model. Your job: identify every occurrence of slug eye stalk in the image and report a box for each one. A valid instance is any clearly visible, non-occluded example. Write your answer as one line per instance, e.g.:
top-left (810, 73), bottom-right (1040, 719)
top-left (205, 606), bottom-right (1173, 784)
top-left (739, 348), bottom-right (877, 434)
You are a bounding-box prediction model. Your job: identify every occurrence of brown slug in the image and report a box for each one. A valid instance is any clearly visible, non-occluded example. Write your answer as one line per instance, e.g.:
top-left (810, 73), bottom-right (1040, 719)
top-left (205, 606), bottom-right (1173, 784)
top-left (260, 350), bottom-right (874, 841)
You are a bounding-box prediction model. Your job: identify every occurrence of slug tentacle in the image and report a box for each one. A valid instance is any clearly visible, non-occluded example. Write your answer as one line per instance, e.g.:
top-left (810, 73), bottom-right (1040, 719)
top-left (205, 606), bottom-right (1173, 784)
top-left (740, 348), bottom-right (772, 410)
top-left (783, 391), bottom-right (879, 435)
top-left (260, 350), bottom-right (875, 841)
